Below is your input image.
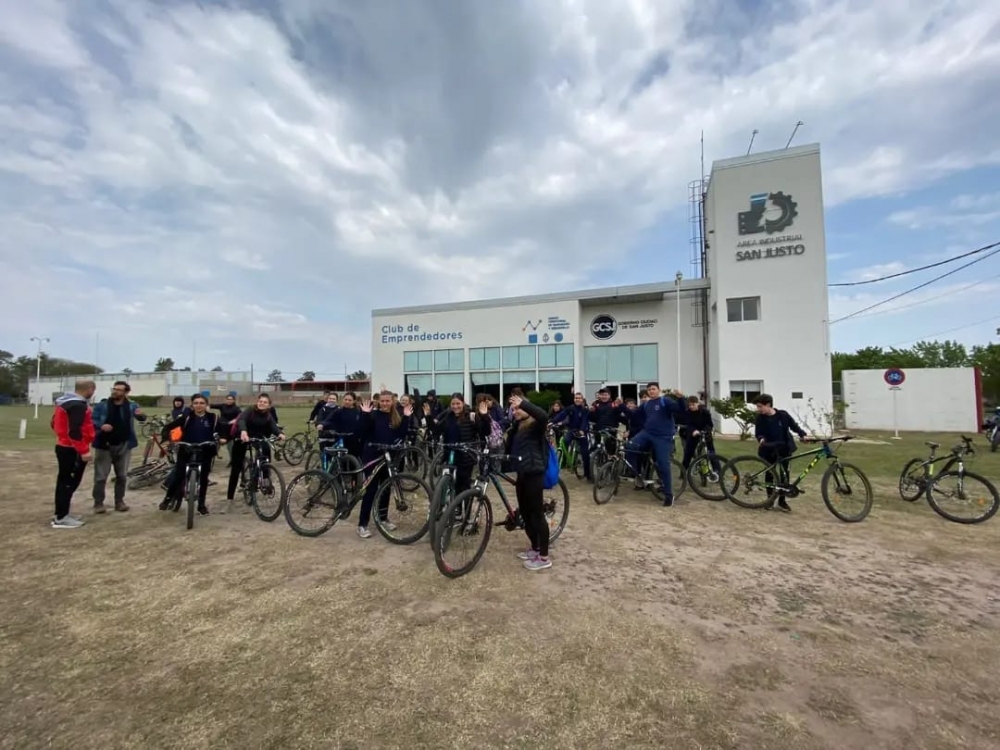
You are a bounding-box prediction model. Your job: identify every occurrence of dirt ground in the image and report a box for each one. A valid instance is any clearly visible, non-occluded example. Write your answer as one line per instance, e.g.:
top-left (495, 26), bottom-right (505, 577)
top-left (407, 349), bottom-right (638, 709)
top-left (1, 447), bottom-right (998, 750)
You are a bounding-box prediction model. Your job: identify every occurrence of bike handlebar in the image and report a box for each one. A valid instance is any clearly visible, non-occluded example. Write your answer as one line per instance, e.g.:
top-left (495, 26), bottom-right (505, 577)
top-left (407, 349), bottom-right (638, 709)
top-left (369, 442), bottom-right (405, 451)
top-left (173, 440), bottom-right (219, 448)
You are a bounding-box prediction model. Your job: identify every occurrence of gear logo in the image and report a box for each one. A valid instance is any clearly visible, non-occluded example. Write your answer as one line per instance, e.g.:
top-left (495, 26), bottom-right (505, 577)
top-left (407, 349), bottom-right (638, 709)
top-left (738, 191), bottom-right (798, 235)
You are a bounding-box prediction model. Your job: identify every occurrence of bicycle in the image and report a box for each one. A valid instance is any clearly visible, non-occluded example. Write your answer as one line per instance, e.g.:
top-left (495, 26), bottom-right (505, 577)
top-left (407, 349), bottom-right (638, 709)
top-left (166, 440), bottom-right (218, 530)
top-left (126, 441), bottom-right (176, 490)
top-left (721, 436), bottom-right (872, 522)
top-left (238, 437), bottom-right (287, 522)
top-left (548, 425), bottom-right (584, 480)
top-left (433, 448), bottom-right (570, 578)
top-left (140, 414), bottom-right (170, 439)
top-left (283, 422), bottom-right (319, 466)
top-left (587, 427), bottom-right (620, 475)
top-left (428, 442), bottom-right (482, 548)
top-left (283, 442), bottom-right (432, 543)
top-left (898, 437), bottom-right (999, 524)
top-left (592, 437), bottom-right (687, 505)
top-left (684, 432), bottom-right (726, 501)
top-left (305, 433), bottom-right (363, 494)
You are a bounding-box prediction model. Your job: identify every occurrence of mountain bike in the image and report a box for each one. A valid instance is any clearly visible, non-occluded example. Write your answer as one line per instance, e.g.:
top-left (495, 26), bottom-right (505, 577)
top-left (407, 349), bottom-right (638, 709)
top-left (239, 437), bottom-right (287, 522)
top-left (428, 442), bottom-right (481, 548)
top-left (283, 443), bottom-right (432, 543)
top-left (282, 423), bottom-right (318, 466)
top-left (685, 432), bottom-right (726, 501)
top-left (548, 425), bottom-right (584, 480)
top-left (433, 448), bottom-right (570, 578)
top-left (588, 428), bottom-right (620, 475)
top-left (592, 437), bottom-right (687, 505)
top-left (140, 414), bottom-right (170, 439)
top-left (721, 436), bottom-right (872, 522)
top-left (304, 433), bottom-right (362, 493)
top-left (898, 437), bottom-right (999, 524)
top-left (165, 440), bottom-right (218, 530)
top-left (126, 441), bottom-right (176, 490)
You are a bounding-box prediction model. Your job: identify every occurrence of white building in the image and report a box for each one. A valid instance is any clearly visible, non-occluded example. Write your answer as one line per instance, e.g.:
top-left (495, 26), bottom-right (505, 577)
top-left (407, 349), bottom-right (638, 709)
top-left (371, 143), bottom-right (833, 432)
top-left (28, 370), bottom-right (253, 405)
top-left (843, 367), bottom-right (981, 433)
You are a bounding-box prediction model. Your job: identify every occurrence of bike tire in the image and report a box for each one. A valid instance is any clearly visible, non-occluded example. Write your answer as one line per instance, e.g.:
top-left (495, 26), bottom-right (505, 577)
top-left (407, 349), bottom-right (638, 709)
top-left (373, 473), bottom-right (432, 545)
top-left (335, 454), bottom-right (362, 497)
top-left (593, 461), bottom-right (620, 505)
top-left (304, 449), bottom-right (320, 472)
top-left (648, 459), bottom-right (688, 502)
top-left (283, 433), bottom-right (309, 466)
top-left (926, 470), bottom-right (1000, 525)
top-left (820, 461), bottom-right (873, 522)
top-left (545, 478), bottom-right (570, 543)
top-left (721, 455), bottom-right (774, 509)
top-left (992, 430), bottom-right (1000, 453)
top-left (283, 470), bottom-right (342, 537)
top-left (251, 464), bottom-right (286, 522)
top-left (127, 463), bottom-right (170, 490)
top-left (429, 471), bottom-right (455, 547)
top-left (687, 455), bottom-right (726, 501)
top-left (434, 488), bottom-right (493, 579)
top-left (897, 458), bottom-right (926, 502)
top-left (186, 469), bottom-right (198, 530)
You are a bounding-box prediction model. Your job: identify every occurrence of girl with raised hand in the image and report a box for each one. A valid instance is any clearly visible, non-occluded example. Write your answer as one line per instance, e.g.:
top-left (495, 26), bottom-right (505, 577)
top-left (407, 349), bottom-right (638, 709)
top-left (356, 391), bottom-right (414, 539)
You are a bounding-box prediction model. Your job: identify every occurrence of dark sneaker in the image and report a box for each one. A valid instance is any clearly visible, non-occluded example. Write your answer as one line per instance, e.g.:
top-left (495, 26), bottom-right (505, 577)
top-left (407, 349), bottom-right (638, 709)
top-left (158, 498), bottom-right (171, 511)
top-left (775, 497), bottom-right (791, 512)
top-left (93, 503), bottom-right (106, 514)
top-left (114, 502), bottom-right (129, 512)
top-left (662, 495), bottom-right (674, 507)
top-left (197, 505), bottom-right (209, 516)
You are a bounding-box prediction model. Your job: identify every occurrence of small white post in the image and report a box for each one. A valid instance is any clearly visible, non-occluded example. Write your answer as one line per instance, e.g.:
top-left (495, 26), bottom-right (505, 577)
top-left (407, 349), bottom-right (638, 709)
top-left (891, 387), bottom-right (901, 439)
top-left (18, 419), bottom-right (27, 440)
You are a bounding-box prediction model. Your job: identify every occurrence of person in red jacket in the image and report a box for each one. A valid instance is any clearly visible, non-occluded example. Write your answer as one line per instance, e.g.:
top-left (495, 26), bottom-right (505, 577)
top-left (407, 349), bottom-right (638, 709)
top-left (51, 379), bottom-right (97, 528)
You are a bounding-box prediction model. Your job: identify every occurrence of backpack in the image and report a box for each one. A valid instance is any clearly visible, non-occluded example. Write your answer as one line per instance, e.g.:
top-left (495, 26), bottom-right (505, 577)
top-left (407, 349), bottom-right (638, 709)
top-left (543, 440), bottom-right (560, 490)
top-left (486, 418), bottom-right (505, 450)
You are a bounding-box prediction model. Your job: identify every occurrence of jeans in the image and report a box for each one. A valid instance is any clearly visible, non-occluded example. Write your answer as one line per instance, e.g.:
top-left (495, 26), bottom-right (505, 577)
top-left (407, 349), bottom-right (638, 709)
top-left (517, 471), bottom-right (549, 557)
top-left (54, 445), bottom-right (87, 519)
top-left (627, 431), bottom-right (675, 498)
top-left (92, 443), bottom-right (132, 505)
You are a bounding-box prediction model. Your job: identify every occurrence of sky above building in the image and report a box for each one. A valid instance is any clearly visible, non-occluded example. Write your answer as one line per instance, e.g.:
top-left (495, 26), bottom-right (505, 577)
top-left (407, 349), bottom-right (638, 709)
top-left (1, 0), bottom-right (998, 378)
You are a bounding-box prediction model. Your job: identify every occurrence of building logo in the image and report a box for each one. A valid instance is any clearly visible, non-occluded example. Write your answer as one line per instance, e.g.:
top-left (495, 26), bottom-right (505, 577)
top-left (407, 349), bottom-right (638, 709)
top-left (590, 313), bottom-right (618, 340)
top-left (522, 319), bottom-right (542, 331)
top-left (738, 191), bottom-right (798, 236)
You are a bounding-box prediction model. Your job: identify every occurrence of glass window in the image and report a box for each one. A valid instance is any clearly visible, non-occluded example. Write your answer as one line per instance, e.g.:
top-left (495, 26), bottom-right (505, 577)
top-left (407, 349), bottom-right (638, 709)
top-left (435, 349), bottom-right (450, 372)
top-left (538, 370), bottom-right (573, 384)
top-left (404, 351), bottom-right (421, 373)
top-left (518, 346), bottom-right (536, 368)
top-left (729, 380), bottom-right (764, 403)
top-left (632, 344), bottom-right (658, 382)
top-left (405, 374), bottom-right (432, 393)
top-left (449, 349), bottom-right (464, 371)
top-left (555, 344), bottom-right (574, 368)
top-left (471, 371), bottom-right (500, 386)
top-left (434, 373), bottom-right (464, 395)
top-left (538, 345), bottom-right (556, 368)
top-left (469, 348), bottom-right (485, 371)
top-left (726, 297), bottom-right (761, 323)
top-left (483, 347), bottom-right (500, 369)
top-left (502, 346), bottom-right (520, 369)
top-left (584, 347), bottom-right (607, 383)
top-left (503, 370), bottom-right (537, 391)
top-left (417, 351), bottom-right (434, 372)
top-left (607, 346), bottom-right (632, 382)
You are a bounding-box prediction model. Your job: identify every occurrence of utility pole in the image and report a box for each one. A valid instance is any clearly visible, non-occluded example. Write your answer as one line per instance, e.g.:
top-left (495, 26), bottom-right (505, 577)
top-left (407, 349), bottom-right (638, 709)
top-left (30, 336), bottom-right (50, 418)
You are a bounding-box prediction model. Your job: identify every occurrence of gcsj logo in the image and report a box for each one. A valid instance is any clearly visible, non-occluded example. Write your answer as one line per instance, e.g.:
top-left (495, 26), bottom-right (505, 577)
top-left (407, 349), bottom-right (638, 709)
top-left (738, 191), bottom-right (798, 236)
top-left (590, 314), bottom-right (617, 340)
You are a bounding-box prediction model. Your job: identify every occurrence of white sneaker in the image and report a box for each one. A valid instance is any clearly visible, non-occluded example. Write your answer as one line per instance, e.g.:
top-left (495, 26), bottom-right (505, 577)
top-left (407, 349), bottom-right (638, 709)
top-left (357, 526), bottom-right (372, 539)
top-left (381, 521), bottom-right (397, 532)
top-left (51, 515), bottom-right (85, 529)
top-left (517, 548), bottom-right (538, 561)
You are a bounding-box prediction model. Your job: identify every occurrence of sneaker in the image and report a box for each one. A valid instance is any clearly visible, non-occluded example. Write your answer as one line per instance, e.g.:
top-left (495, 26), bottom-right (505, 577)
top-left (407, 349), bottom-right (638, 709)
top-left (662, 494), bottom-right (674, 507)
top-left (772, 497), bottom-right (791, 513)
top-left (523, 556), bottom-right (552, 571)
top-left (114, 502), bottom-right (129, 512)
top-left (517, 548), bottom-right (539, 561)
top-left (93, 503), bottom-right (106, 514)
top-left (357, 526), bottom-right (372, 539)
top-left (158, 498), bottom-right (171, 511)
top-left (380, 521), bottom-right (397, 532)
top-left (197, 505), bottom-right (209, 516)
top-left (51, 515), bottom-right (85, 529)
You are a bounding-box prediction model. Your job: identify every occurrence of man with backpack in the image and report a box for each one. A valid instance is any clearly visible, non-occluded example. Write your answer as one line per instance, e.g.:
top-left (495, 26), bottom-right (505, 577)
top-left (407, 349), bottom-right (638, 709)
top-left (51, 380), bottom-right (97, 528)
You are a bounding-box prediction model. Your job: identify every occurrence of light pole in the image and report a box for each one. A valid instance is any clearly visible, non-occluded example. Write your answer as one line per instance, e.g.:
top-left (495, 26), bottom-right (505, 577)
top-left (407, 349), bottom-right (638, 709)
top-left (675, 272), bottom-right (683, 390)
top-left (30, 336), bottom-right (50, 419)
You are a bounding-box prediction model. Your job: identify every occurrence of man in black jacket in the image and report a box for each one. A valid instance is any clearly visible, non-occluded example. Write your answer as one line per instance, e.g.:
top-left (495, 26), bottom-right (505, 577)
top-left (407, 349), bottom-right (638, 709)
top-left (753, 393), bottom-right (809, 512)
top-left (679, 395), bottom-right (717, 472)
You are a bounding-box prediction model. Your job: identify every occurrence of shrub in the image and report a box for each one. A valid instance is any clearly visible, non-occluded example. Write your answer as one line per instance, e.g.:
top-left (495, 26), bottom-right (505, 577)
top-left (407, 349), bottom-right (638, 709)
top-left (710, 396), bottom-right (757, 440)
top-left (526, 390), bottom-right (561, 412)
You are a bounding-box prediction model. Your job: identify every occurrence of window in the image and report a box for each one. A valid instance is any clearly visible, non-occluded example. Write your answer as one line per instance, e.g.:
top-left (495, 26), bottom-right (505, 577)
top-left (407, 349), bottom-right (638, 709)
top-left (434, 373), bottom-right (464, 395)
top-left (502, 345), bottom-right (537, 369)
top-left (538, 345), bottom-right (556, 368)
top-left (584, 345), bottom-right (657, 384)
top-left (434, 348), bottom-right (463, 372)
top-left (504, 370), bottom-right (537, 392)
top-left (556, 343), bottom-right (574, 368)
top-left (729, 380), bottom-right (764, 403)
top-left (502, 346), bottom-right (520, 369)
top-left (537, 370), bottom-right (573, 384)
top-left (791, 391), bottom-right (803, 400)
top-left (607, 346), bottom-right (632, 382)
top-left (405, 374), bottom-right (432, 393)
top-left (469, 347), bottom-right (500, 371)
top-left (726, 297), bottom-right (760, 322)
top-left (584, 347), bottom-right (608, 382)
top-left (632, 344), bottom-right (658, 382)
top-left (404, 350), bottom-right (434, 373)
top-left (470, 371), bottom-right (500, 386)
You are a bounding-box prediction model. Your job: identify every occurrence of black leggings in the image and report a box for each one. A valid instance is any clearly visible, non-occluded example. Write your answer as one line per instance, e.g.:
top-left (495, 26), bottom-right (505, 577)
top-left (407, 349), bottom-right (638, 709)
top-left (516, 471), bottom-right (549, 558)
top-left (227, 440), bottom-right (271, 500)
top-left (168, 449), bottom-right (214, 505)
top-left (54, 445), bottom-right (86, 519)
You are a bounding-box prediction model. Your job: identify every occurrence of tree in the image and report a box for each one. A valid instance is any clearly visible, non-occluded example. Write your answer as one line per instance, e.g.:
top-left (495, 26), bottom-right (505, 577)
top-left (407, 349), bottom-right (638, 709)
top-left (297, 371), bottom-right (316, 382)
top-left (211, 365), bottom-right (224, 372)
top-left (154, 357), bottom-right (175, 372)
top-left (348, 370), bottom-right (369, 381)
top-left (122, 367), bottom-right (133, 376)
top-left (0, 349), bottom-right (103, 398)
top-left (267, 369), bottom-right (283, 383)
top-left (971, 344), bottom-right (1000, 403)
top-left (710, 396), bottom-right (757, 440)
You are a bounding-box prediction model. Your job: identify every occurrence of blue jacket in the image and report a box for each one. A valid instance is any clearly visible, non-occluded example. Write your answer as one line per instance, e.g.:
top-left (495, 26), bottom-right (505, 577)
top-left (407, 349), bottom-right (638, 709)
top-left (91, 399), bottom-right (146, 449)
top-left (640, 395), bottom-right (684, 439)
top-left (562, 405), bottom-right (590, 434)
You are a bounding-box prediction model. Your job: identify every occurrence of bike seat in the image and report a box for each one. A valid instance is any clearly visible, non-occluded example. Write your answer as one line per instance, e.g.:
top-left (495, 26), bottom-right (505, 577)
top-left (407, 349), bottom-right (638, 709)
top-left (924, 441), bottom-right (939, 449)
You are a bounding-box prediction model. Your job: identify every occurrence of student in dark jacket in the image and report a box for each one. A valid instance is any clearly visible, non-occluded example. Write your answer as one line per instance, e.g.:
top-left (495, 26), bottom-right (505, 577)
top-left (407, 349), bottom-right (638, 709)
top-left (753, 393), bottom-right (810, 512)
top-left (320, 391), bottom-right (363, 458)
top-left (426, 393), bottom-right (491, 497)
top-left (678, 395), bottom-right (719, 471)
top-left (160, 394), bottom-right (226, 514)
top-left (562, 392), bottom-right (592, 481)
top-left (170, 397), bottom-right (187, 419)
top-left (356, 392), bottom-right (414, 539)
top-left (210, 394), bottom-right (242, 464)
top-left (312, 392), bottom-right (339, 428)
top-left (308, 391), bottom-right (334, 423)
top-left (590, 388), bottom-right (628, 455)
top-left (506, 393), bottom-right (553, 571)
top-left (227, 393), bottom-right (286, 501)
top-left (628, 382), bottom-right (685, 507)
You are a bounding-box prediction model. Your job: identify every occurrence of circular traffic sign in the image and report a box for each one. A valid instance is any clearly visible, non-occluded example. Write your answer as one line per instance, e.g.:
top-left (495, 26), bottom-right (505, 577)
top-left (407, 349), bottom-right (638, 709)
top-left (590, 313), bottom-right (618, 340)
top-left (883, 368), bottom-right (906, 386)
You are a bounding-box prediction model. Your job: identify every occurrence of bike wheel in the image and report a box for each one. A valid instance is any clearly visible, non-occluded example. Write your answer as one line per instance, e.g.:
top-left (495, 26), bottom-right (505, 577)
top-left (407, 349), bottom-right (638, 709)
top-left (372, 473), bottom-right (432, 545)
top-left (336, 454), bottom-right (362, 497)
top-left (127, 462), bottom-right (170, 490)
top-left (820, 461), bottom-right (873, 522)
top-left (897, 458), bottom-right (926, 502)
top-left (283, 470), bottom-right (342, 537)
top-left (593, 461), bottom-right (620, 505)
top-left (283, 433), bottom-right (309, 466)
top-left (544, 478), bottom-right (570, 543)
top-left (428, 472), bottom-right (455, 547)
top-left (648, 459), bottom-right (688, 502)
top-left (186, 470), bottom-right (198, 530)
top-left (434, 488), bottom-right (493, 579)
top-left (304, 449), bottom-right (320, 472)
top-left (687, 454), bottom-right (726, 501)
top-left (427, 451), bottom-right (445, 489)
top-left (252, 464), bottom-right (286, 522)
top-left (721, 455), bottom-right (774, 509)
top-left (394, 446), bottom-right (427, 489)
top-left (572, 450), bottom-right (584, 480)
top-left (926, 470), bottom-right (1000, 524)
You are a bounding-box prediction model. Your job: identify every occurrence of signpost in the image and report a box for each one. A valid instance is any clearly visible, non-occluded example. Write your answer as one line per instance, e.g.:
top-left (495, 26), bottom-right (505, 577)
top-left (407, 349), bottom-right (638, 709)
top-left (883, 368), bottom-right (905, 439)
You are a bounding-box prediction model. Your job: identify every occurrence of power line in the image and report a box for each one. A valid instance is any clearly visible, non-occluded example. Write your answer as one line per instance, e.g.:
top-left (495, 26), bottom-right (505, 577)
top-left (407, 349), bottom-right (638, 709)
top-left (828, 240), bottom-right (1000, 287)
top-left (830, 244), bottom-right (1000, 324)
top-left (889, 314), bottom-right (1000, 348)
top-left (843, 268), bottom-right (1000, 321)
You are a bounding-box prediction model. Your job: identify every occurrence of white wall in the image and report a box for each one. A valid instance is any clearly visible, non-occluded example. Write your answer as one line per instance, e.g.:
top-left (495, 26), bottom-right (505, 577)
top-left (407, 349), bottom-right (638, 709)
top-left (28, 371), bottom-right (250, 405)
top-left (706, 143), bottom-right (833, 431)
top-left (843, 368), bottom-right (980, 433)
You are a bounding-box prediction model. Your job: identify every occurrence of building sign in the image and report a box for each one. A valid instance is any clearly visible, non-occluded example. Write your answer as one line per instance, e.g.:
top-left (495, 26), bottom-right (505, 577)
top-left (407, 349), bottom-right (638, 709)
top-left (589, 314), bottom-right (657, 340)
top-left (736, 239), bottom-right (805, 262)
top-left (525, 314), bottom-right (573, 343)
top-left (735, 190), bottom-right (807, 262)
top-left (381, 323), bottom-right (463, 345)
top-left (547, 315), bottom-right (571, 331)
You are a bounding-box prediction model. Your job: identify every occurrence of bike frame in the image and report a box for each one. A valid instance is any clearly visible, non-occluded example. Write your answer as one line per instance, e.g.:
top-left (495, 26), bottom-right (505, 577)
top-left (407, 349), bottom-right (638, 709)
top-left (755, 440), bottom-right (845, 491)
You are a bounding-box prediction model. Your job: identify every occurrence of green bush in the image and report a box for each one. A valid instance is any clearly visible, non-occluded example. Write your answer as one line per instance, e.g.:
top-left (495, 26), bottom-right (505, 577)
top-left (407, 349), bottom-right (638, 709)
top-left (710, 396), bottom-right (757, 440)
top-left (526, 390), bottom-right (561, 412)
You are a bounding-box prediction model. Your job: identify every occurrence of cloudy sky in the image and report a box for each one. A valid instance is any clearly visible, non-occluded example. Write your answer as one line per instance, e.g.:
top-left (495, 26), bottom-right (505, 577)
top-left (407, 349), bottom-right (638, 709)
top-left (1, 0), bottom-right (999, 378)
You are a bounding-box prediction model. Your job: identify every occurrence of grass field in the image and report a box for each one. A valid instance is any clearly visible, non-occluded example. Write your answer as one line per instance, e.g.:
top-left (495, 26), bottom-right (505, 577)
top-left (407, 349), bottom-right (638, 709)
top-left (1, 404), bottom-right (999, 749)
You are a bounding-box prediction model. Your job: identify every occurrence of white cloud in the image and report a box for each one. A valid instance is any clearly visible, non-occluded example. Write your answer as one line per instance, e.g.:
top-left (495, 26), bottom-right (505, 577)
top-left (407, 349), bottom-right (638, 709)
top-left (1, 0), bottom-right (999, 374)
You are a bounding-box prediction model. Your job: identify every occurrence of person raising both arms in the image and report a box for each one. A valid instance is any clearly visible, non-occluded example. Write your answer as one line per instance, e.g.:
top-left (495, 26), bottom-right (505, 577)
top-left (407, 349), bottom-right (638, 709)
top-left (159, 394), bottom-right (226, 515)
top-left (627, 382), bottom-right (685, 506)
top-left (226, 393), bottom-right (286, 503)
top-left (507, 393), bottom-right (553, 571)
top-left (355, 391), bottom-right (414, 539)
